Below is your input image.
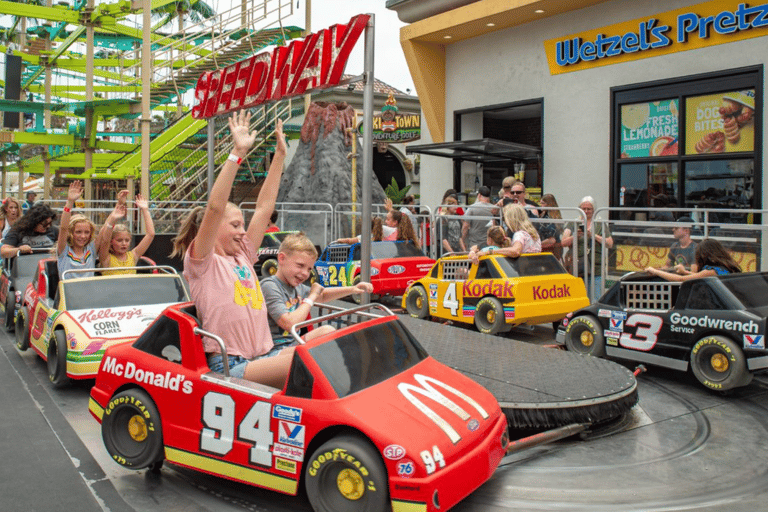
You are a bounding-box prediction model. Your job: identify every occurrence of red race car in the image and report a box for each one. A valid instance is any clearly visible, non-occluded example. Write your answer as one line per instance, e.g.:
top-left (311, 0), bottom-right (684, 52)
top-left (314, 241), bottom-right (435, 303)
top-left (89, 303), bottom-right (508, 512)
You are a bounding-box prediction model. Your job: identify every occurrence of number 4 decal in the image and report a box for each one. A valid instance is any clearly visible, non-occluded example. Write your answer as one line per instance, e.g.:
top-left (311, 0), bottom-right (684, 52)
top-left (200, 392), bottom-right (273, 466)
top-left (620, 313), bottom-right (663, 351)
top-left (443, 283), bottom-right (459, 316)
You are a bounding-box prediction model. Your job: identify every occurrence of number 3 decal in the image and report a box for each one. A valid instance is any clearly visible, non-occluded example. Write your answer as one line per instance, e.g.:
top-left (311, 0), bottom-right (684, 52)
top-left (620, 313), bottom-right (663, 351)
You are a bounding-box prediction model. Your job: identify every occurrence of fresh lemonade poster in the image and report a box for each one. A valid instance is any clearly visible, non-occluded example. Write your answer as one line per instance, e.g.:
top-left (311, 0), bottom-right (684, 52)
top-left (620, 99), bottom-right (679, 158)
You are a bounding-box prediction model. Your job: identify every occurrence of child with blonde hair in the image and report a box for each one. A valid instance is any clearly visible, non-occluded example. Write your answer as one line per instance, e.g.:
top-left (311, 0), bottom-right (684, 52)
top-left (57, 180), bottom-right (110, 279)
top-left (99, 190), bottom-right (155, 275)
top-left (261, 233), bottom-right (372, 343)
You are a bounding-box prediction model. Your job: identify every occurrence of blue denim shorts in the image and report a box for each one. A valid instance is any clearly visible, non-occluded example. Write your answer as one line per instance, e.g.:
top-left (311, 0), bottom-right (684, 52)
top-left (207, 339), bottom-right (299, 378)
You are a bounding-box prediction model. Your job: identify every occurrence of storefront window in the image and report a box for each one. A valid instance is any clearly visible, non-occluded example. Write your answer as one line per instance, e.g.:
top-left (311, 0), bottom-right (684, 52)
top-left (685, 159), bottom-right (754, 224)
top-left (611, 67), bottom-right (761, 224)
top-left (618, 163), bottom-right (678, 221)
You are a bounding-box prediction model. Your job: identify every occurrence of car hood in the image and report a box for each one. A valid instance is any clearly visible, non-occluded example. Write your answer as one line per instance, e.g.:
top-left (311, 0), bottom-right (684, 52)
top-left (338, 358), bottom-right (502, 471)
top-left (66, 302), bottom-right (178, 340)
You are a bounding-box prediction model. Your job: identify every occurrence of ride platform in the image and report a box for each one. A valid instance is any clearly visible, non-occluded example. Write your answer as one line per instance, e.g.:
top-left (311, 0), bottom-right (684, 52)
top-left (397, 315), bottom-right (638, 429)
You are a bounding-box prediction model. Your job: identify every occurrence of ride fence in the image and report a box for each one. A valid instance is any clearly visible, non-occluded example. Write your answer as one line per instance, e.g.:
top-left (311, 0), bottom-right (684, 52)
top-left (591, 207), bottom-right (767, 301)
top-left (333, 203), bottom-right (432, 250)
top-left (239, 201), bottom-right (334, 248)
top-left (37, 199), bottom-right (768, 300)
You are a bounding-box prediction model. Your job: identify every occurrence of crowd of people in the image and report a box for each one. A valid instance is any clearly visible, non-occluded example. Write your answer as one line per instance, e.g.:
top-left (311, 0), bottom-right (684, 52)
top-left (0, 112), bottom-right (744, 388)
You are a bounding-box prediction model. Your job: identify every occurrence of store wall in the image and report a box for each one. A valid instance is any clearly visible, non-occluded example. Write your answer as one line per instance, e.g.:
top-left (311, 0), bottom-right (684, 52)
top-left (430, 0), bottom-right (768, 213)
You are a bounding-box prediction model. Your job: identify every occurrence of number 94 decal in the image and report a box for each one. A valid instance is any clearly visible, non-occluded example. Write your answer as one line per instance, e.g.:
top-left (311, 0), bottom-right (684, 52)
top-left (620, 313), bottom-right (663, 351)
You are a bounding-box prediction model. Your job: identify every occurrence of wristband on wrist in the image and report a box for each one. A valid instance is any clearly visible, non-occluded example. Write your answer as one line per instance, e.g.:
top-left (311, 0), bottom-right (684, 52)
top-left (227, 153), bottom-right (243, 165)
top-left (16, 250), bottom-right (20, 258)
top-left (63, 206), bottom-right (71, 213)
top-left (302, 298), bottom-right (314, 307)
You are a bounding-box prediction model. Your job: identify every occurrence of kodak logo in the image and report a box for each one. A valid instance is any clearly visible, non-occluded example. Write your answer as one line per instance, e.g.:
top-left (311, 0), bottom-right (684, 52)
top-left (532, 284), bottom-right (571, 300)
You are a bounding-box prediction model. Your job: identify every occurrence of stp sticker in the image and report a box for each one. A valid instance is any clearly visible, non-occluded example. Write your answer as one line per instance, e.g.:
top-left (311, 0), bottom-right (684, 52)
top-left (383, 444), bottom-right (406, 460)
top-left (744, 334), bottom-right (765, 349)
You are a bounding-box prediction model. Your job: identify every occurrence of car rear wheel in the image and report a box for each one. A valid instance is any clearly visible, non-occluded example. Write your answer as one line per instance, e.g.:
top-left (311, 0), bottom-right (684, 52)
top-left (564, 315), bottom-right (605, 356)
top-left (305, 434), bottom-right (388, 512)
top-left (102, 389), bottom-right (164, 469)
top-left (5, 292), bottom-right (15, 332)
top-left (405, 286), bottom-right (429, 318)
top-left (690, 335), bottom-right (751, 391)
top-left (474, 297), bottom-right (507, 335)
top-left (15, 311), bottom-right (29, 351)
top-left (261, 258), bottom-right (278, 277)
top-left (48, 330), bottom-right (70, 388)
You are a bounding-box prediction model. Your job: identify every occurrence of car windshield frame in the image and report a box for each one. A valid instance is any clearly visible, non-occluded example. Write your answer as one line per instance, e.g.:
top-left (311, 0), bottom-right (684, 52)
top-left (63, 275), bottom-right (188, 311)
top-left (308, 319), bottom-right (428, 398)
top-left (493, 254), bottom-right (567, 278)
top-left (718, 274), bottom-right (768, 309)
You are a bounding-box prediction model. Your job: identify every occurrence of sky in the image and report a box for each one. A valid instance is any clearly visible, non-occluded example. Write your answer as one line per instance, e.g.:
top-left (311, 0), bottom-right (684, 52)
top-left (280, 0), bottom-right (416, 95)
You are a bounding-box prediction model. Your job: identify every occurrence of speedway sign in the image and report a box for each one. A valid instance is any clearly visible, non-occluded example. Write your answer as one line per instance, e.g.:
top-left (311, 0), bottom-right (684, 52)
top-left (192, 14), bottom-right (370, 119)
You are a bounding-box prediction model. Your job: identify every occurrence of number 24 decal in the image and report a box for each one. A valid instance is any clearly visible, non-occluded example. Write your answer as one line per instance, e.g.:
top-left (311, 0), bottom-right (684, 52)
top-left (327, 265), bottom-right (347, 286)
top-left (620, 313), bottom-right (663, 351)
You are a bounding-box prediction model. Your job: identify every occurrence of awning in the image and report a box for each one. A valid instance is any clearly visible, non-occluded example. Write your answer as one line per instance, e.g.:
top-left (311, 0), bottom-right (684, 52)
top-left (405, 138), bottom-right (541, 163)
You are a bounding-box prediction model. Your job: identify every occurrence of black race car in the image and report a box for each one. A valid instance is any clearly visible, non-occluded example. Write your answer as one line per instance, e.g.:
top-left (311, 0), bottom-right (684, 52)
top-left (557, 271), bottom-right (768, 391)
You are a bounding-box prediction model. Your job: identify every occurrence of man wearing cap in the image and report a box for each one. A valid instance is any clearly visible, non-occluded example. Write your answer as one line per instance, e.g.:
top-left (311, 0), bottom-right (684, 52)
top-left (21, 191), bottom-right (37, 214)
top-left (462, 186), bottom-right (497, 250)
top-left (666, 216), bottom-right (697, 270)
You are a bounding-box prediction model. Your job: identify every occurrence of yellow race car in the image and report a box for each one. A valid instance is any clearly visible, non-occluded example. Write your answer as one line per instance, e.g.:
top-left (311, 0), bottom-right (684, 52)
top-left (403, 253), bottom-right (589, 334)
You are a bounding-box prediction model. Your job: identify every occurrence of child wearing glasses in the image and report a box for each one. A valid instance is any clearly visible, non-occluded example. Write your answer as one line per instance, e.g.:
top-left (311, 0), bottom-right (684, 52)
top-left (0, 203), bottom-right (58, 258)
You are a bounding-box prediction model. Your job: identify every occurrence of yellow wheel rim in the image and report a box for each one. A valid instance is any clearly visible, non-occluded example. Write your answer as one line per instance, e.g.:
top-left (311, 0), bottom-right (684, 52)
top-left (711, 353), bottom-right (730, 373)
top-left (336, 468), bottom-right (364, 500)
top-left (127, 415), bottom-right (148, 442)
top-left (415, 295), bottom-right (423, 310)
top-left (268, 266), bottom-right (277, 275)
top-left (487, 309), bottom-right (496, 323)
top-left (580, 330), bottom-right (594, 347)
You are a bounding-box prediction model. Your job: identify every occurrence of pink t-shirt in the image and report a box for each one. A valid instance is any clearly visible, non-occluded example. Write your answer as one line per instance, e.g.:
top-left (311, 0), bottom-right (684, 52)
top-left (512, 230), bottom-right (542, 254)
top-left (184, 237), bottom-right (273, 359)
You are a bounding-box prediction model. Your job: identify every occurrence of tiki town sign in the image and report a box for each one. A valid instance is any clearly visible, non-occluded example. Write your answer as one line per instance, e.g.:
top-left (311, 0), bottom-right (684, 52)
top-left (192, 14), bottom-right (370, 119)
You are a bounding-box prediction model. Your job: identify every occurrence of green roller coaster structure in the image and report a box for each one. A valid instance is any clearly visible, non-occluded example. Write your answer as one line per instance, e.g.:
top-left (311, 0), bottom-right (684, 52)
top-left (0, 0), bottom-right (303, 202)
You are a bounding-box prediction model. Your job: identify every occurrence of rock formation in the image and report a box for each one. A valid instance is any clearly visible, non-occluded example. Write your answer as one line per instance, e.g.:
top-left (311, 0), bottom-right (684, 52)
top-left (277, 102), bottom-right (388, 246)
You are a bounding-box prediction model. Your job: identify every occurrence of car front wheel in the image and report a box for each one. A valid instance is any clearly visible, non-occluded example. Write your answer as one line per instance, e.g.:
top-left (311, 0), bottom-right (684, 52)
top-left (690, 335), bottom-right (751, 391)
top-left (564, 315), bottom-right (605, 356)
top-left (102, 389), bottom-right (164, 469)
top-left (474, 297), bottom-right (507, 335)
top-left (305, 434), bottom-right (388, 512)
top-left (405, 286), bottom-right (429, 318)
top-left (48, 330), bottom-right (70, 388)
